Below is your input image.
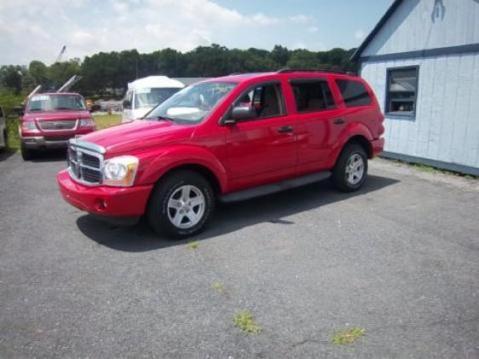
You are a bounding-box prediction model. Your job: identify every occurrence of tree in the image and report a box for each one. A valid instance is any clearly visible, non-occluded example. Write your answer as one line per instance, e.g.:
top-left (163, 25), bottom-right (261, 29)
top-left (0, 65), bottom-right (25, 94)
top-left (271, 45), bottom-right (290, 67)
top-left (28, 61), bottom-right (49, 87)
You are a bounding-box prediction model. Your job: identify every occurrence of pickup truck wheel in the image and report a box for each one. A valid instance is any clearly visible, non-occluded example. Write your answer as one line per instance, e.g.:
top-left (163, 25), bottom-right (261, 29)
top-left (332, 143), bottom-right (368, 192)
top-left (147, 170), bottom-right (215, 239)
top-left (20, 143), bottom-right (33, 161)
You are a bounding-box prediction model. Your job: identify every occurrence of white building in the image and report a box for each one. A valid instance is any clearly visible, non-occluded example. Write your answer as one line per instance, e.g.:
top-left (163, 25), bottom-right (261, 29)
top-left (353, 0), bottom-right (479, 175)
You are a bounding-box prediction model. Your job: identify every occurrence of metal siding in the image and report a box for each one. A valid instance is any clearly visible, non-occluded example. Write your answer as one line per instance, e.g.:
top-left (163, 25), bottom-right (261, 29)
top-left (361, 52), bottom-right (479, 171)
top-left (363, 0), bottom-right (479, 57)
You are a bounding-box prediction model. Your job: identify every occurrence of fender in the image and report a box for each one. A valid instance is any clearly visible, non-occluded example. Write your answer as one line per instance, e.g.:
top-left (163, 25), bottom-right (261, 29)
top-left (136, 144), bottom-right (228, 193)
top-left (329, 122), bottom-right (374, 166)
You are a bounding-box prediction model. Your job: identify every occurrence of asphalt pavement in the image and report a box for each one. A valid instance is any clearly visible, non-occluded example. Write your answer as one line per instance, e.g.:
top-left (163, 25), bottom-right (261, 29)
top-left (0, 150), bottom-right (478, 358)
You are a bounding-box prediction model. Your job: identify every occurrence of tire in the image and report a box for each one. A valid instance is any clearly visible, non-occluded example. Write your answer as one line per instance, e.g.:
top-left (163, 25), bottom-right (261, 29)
top-left (332, 143), bottom-right (368, 192)
top-left (21, 142), bottom-right (33, 161)
top-left (147, 170), bottom-right (215, 239)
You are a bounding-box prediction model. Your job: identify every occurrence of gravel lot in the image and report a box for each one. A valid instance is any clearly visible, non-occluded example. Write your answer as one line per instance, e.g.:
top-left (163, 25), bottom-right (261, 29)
top-left (1, 151), bottom-right (478, 358)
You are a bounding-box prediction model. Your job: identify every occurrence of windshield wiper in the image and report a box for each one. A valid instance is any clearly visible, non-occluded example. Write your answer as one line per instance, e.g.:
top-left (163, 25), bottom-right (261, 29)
top-left (53, 107), bottom-right (77, 111)
top-left (149, 116), bottom-right (176, 122)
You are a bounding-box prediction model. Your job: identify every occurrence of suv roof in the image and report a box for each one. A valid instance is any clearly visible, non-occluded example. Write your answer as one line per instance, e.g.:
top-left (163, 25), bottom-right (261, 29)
top-left (211, 70), bottom-right (360, 84)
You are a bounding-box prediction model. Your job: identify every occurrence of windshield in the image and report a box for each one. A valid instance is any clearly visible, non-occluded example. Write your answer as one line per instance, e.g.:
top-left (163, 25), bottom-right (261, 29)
top-left (134, 87), bottom-right (181, 109)
top-left (145, 82), bottom-right (237, 124)
top-left (26, 94), bottom-right (86, 112)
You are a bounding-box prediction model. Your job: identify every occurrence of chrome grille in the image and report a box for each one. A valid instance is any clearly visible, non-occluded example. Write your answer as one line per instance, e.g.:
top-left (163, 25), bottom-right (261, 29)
top-left (68, 139), bottom-right (104, 185)
top-left (40, 120), bottom-right (77, 131)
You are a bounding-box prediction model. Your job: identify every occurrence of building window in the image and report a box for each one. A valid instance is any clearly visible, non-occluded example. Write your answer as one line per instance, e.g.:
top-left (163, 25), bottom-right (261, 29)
top-left (291, 80), bottom-right (336, 113)
top-left (335, 79), bottom-right (372, 107)
top-left (386, 67), bottom-right (419, 117)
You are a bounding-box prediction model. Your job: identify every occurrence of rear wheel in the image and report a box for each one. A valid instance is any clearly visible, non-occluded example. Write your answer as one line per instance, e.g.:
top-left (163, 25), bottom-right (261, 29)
top-left (21, 142), bottom-right (34, 161)
top-left (332, 143), bottom-right (368, 192)
top-left (147, 170), bottom-right (215, 239)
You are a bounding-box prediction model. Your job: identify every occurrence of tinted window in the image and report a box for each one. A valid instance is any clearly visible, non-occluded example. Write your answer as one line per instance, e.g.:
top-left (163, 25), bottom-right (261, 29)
top-left (291, 81), bottom-right (335, 112)
top-left (234, 83), bottom-right (284, 119)
top-left (336, 80), bottom-right (372, 107)
top-left (386, 67), bottom-right (419, 115)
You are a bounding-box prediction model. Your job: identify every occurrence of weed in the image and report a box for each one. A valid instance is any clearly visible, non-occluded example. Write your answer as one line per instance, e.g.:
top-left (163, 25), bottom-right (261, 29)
top-left (211, 281), bottom-right (225, 294)
top-left (233, 310), bottom-right (262, 334)
top-left (187, 241), bottom-right (199, 250)
top-left (332, 327), bottom-right (365, 345)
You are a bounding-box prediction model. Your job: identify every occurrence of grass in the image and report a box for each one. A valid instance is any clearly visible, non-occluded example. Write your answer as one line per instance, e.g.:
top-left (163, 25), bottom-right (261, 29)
top-left (92, 113), bottom-right (122, 130)
top-left (3, 114), bottom-right (122, 152)
top-left (332, 327), bottom-right (365, 345)
top-left (233, 310), bottom-right (262, 334)
top-left (6, 116), bottom-right (20, 150)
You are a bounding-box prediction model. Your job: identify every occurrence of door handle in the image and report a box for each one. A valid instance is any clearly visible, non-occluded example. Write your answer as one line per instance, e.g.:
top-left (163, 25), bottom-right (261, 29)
top-left (277, 125), bottom-right (294, 134)
top-left (333, 118), bottom-right (345, 125)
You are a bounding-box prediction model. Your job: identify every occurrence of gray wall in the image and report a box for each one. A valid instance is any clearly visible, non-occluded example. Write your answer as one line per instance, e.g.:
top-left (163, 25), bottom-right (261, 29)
top-left (363, 0), bottom-right (479, 57)
top-left (362, 53), bottom-right (479, 173)
top-left (359, 0), bottom-right (479, 174)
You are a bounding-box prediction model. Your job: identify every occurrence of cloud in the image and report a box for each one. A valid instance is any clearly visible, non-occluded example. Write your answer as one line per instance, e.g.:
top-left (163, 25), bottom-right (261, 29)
top-left (0, 0), bottom-right (321, 65)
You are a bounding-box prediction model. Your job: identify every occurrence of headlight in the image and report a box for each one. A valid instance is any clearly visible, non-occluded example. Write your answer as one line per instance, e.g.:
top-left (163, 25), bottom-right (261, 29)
top-left (21, 121), bottom-right (38, 132)
top-left (79, 118), bottom-right (95, 128)
top-left (102, 156), bottom-right (139, 187)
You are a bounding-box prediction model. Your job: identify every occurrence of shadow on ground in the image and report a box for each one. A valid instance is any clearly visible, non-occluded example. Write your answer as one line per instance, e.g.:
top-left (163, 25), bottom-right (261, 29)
top-left (0, 149), bottom-right (17, 161)
top-left (77, 175), bottom-right (399, 252)
top-left (30, 149), bottom-right (68, 163)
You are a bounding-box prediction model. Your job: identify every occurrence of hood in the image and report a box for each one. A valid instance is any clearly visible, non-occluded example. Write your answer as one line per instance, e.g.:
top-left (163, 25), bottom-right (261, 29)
top-left (80, 119), bottom-right (195, 155)
top-left (23, 110), bottom-right (90, 121)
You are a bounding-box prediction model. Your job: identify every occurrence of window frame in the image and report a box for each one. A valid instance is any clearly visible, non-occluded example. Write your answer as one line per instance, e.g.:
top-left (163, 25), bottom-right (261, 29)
top-left (289, 78), bottom-right (337, 114)
top-left (227, 81), bottom-right (287, 123)
top-left (335, 79), bottom-right (373, 108)
top-left (385, 65), bottom-right (420, 119)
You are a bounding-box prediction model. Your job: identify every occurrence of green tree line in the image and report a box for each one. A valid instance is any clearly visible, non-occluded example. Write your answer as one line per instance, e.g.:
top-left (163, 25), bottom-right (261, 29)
top-left (0, 44), bottom-right (356, 100)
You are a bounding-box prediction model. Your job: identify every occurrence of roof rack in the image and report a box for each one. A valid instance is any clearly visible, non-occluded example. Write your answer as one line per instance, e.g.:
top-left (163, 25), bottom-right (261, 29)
top-left (277, 67), bottom-right (356, 75)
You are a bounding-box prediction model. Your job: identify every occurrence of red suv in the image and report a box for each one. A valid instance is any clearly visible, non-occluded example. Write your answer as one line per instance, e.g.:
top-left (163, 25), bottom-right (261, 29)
top-left (57, 70), bottom-right (384, 238)
top-left (19, 93), bottom-right (95, 160)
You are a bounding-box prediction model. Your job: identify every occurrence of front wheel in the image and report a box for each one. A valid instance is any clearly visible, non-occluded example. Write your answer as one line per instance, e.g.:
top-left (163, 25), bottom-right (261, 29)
top-left (332, 143), bottom-right (368, 192)
top-left (21, 142), bottom-right (34, 161)
top-left (147, 170), bottom-right (215, 239)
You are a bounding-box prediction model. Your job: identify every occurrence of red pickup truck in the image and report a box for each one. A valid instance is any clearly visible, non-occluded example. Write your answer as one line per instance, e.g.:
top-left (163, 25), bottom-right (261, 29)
top-left (58, 70), bottom-right (384, 238)
top-left (19, 93), bottom-right (95, 160)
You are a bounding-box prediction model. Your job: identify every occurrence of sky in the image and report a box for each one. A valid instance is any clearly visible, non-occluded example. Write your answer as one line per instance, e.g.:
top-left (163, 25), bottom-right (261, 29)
top-left (0, 0), bottom-right (392, 66)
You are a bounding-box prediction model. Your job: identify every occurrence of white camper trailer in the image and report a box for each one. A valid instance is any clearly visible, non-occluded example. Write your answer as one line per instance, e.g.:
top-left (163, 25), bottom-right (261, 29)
top-left (122, 76), bottom-right (184, 123)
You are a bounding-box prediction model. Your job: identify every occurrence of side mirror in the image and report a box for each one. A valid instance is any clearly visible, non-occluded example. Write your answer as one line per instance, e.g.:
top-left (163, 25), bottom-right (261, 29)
top-left (230, 106), bottom-right (255, 121)
top-left (122, 99), bottom-right (131, 109)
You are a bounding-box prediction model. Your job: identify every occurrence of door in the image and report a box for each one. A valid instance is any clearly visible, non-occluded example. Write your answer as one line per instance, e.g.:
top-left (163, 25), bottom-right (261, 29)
top-left (290, 79), bottom-right (344, 173)
top-left (225, 82), bottom-right (297, 189)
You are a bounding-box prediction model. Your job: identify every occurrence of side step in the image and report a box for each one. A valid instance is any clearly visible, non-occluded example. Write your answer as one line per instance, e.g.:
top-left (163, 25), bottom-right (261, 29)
top-left (220, 171), bottom-right (331, 203)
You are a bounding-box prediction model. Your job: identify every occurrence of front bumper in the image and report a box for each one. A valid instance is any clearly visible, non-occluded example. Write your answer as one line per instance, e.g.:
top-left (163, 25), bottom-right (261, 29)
top-left (22, 136), bottom-right (70, 149)
top-left (57, 169), bottom-right (153, 219)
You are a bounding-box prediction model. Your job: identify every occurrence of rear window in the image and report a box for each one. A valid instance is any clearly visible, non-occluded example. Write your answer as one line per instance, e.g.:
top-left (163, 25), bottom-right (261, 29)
top-left (336, 80), bottom-right (372, 107)
top-left (291, 80), bottom-right (335, 113)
